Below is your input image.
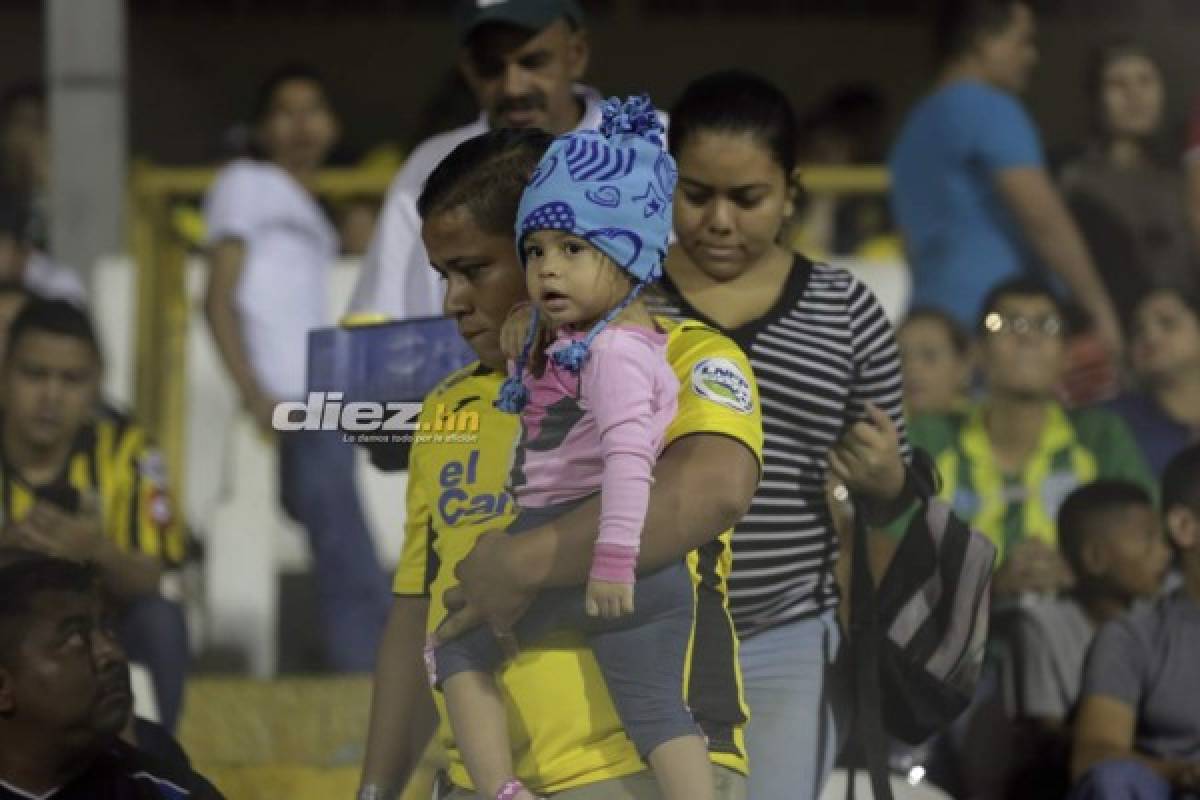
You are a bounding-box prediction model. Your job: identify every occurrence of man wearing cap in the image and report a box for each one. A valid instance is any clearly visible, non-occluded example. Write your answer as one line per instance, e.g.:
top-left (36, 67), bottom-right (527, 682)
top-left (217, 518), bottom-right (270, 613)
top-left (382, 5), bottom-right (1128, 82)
top-left (345, 0), bottom-right (599, 321)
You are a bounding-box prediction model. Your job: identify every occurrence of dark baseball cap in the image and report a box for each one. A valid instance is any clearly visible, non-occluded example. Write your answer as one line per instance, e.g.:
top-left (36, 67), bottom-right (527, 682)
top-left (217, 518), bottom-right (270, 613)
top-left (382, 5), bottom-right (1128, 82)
top-left (455, 0), bottom-right (586, 45)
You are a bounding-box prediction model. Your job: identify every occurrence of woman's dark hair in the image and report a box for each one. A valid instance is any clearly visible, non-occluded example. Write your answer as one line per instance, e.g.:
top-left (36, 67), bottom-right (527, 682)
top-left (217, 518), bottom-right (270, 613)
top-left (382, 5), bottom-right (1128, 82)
top-left (1085, 38), bottom-right (1163, 139)
top-left (417, 128), bottom-right (554, 236)
top-left (5, 296), bottom-right (101, 362)
top-left (252, 63), bottom-right (330, 124)
top-left (934, 0), bottom-right (1024, 65)
top-left (902, 307), bottom-right (971, 357)
top-left (668, 70), bottom-right (799, 176)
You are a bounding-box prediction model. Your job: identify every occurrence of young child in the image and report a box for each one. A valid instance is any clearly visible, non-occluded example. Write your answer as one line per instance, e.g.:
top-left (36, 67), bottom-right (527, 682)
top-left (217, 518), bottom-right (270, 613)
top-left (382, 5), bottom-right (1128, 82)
top-left (1070, 443), bottom-right (1200, 798)
top-left (984, 479), bottom-right (1170, 800)
top-left (428, 96), bottom-right (713, 800)
top-left (1013, 479), bottom-right (1170, 728)
top-left (897, 307), bottom-right (972, 416)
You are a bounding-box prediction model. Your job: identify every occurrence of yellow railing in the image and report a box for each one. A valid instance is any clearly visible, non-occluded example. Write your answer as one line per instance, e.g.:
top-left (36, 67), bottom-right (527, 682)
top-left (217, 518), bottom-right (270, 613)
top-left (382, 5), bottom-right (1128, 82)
top-left (127, 162), bottom-right (889, 508)
top-left (127, 161), bottom-right (399, 511)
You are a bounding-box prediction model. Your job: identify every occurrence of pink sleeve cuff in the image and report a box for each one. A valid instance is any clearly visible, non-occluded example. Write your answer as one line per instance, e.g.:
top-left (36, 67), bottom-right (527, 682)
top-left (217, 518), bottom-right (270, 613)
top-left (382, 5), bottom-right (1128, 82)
top-left (590, 542), bottom-right (638, 584)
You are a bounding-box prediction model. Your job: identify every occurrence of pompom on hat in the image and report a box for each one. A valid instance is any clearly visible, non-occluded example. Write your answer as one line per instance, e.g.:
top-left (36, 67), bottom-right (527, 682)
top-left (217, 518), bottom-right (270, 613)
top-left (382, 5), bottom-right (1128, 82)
top-left (497, 94), bottom-right (677, 413)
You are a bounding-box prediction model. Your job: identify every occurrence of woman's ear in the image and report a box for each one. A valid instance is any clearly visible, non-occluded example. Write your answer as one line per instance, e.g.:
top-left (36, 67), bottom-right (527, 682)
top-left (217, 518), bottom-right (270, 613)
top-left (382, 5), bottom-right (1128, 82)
top-left (784, 175), bottom-right (801, 220)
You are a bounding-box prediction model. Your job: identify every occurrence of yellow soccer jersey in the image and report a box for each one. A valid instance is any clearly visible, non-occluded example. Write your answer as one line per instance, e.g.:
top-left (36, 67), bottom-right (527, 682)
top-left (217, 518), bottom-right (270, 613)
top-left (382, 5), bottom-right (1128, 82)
top-left (394, 319), bottom-right (763, 794)
top-left (0, 408), bottom-right (185, 565)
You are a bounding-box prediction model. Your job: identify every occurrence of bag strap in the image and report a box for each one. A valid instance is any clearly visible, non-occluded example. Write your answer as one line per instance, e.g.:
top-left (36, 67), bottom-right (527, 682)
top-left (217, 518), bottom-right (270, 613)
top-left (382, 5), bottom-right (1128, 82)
top-left (848, 497), bottom-right (895, 800)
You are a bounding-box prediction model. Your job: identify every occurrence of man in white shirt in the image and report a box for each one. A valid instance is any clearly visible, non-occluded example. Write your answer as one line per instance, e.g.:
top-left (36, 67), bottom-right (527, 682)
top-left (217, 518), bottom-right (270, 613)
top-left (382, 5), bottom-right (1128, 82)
top-left (346, 0), bottom-right (605, 320)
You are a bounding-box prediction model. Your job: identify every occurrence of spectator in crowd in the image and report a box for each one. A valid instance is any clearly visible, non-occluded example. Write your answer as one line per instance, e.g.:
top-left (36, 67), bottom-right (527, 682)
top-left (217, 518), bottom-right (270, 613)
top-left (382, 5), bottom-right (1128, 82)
top-left (649, 70), bottom-right (910, 800)
top-left (1106, 289), bottom-right (1200, 477)
top-left (905, 279), bottom-right (1154, 596)
top-left (975, 480), bottom-right (1169, 800)
top-left (347, 0), bottom-right (605, 321)
top-left (1010, 480), bottom-right (1169, 728)
top-left (0, 193), bottom-right (86, 306)
top-left (898, 307), bottom-right (973, 416)
top-left (0, 83), bottom-right (48, 248)
top-left (889, 0), bottom-right (1122, 355)
top-left (203, 64), bottom-right (390, 672)
top-left (0, 546), bottom-right (206, 778)
top-left (788, 83), bottom-right (899, 260)
top-left (1059, 40), bottom-right (1200, 331)
top-left (0, 299), bottom-right (189, 731)
top-left (0, 552), bottom-right (224, 799)
top-left (360, 129), bottom-right (762, 800)
top-left (1070, 444), bottom-right (1200, 800)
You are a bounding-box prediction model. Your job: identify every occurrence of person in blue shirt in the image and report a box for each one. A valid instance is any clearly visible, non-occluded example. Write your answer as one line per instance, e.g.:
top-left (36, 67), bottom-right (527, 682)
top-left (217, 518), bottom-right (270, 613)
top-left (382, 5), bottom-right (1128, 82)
top-left (889, 0), bottom-right (1121, 355)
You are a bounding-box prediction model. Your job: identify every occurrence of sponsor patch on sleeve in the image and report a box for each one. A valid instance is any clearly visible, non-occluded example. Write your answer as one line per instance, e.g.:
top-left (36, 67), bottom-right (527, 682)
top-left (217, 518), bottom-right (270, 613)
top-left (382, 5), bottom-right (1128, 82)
top-left (690, 357), bottom-right (754, 415)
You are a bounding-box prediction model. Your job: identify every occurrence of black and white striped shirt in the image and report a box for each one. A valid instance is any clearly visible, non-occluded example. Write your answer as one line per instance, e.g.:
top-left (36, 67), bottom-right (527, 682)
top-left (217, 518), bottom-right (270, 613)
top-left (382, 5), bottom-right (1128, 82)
top-left (653, 256), bottom-right (909, 637)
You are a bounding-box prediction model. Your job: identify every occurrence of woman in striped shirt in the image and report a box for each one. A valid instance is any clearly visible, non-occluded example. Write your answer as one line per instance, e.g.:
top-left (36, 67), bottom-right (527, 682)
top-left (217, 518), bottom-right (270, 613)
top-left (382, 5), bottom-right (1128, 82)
top-left (656, 71), bottom-right (912, 800)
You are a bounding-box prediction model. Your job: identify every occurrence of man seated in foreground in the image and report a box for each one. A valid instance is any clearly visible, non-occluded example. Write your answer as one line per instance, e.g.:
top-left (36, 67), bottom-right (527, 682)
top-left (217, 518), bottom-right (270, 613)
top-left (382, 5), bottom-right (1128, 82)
top-left (0, 551), bottom-right (223, 799)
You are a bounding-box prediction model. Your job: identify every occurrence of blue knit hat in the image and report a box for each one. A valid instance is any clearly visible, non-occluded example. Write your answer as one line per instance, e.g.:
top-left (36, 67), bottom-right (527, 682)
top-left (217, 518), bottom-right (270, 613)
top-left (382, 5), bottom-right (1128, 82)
top-left (496, 94), bottom-right (677, 413)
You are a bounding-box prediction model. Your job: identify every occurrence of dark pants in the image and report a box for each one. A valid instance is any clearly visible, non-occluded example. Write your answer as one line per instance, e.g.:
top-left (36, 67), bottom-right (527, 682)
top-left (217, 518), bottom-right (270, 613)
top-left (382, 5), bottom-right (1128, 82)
top-left (1070, 760), bottom-right (1195, 800)
top-left (119, 594), bottom-right (189, 732)
top-left (279, 430), bottom-right (390, 672)
top-left (434, 502), bottom-right (700, 758)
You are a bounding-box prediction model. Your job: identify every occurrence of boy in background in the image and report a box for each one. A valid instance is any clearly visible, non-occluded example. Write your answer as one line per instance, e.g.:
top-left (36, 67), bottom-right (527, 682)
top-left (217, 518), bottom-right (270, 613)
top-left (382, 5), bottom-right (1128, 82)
top-left (1070, 444), bottom-right (1200, 799)
top-left (1012, 479), bottom-right (1169, 727)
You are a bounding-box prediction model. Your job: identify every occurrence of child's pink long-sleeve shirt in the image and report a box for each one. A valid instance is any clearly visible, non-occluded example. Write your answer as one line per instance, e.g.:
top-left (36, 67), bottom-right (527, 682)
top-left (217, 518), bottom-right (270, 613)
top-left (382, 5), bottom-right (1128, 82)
top-left (508, 325), bottom-right (679, 585)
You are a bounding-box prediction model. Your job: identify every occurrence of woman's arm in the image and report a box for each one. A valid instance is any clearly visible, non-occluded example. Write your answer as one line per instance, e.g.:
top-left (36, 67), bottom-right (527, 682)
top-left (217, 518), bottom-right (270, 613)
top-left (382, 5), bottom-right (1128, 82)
top-left (204, 240), bottom-right (276, 434)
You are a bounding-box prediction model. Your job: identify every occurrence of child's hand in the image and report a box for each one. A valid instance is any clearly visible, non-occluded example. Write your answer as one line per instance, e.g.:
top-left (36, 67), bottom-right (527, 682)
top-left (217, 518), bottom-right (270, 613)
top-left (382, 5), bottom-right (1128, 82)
top-left (586, 579), bottom-right (635, 619)
top-left (500, 302), bottom-right (535, 361)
